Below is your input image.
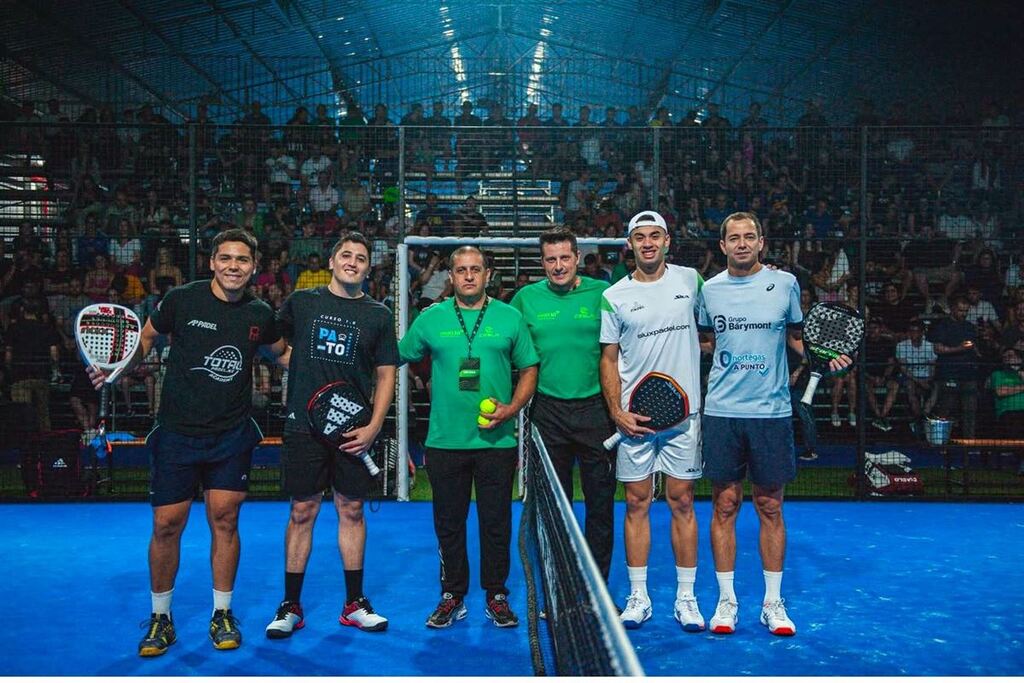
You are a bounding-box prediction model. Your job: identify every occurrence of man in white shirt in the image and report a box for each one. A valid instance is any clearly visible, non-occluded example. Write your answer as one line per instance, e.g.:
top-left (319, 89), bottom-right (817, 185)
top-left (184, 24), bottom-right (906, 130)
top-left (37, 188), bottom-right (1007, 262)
top-left (308, 174), bottom-right (340, 215)
top-left (965, 284), bottom-right (1001, 331)
top-left (600, 210), bottom-right (706, 632)
top-left (895, 320), bottom-right (937, 434)
top-left (299, 144), bottom-right (332, 187)
top-left (265, 144), bottom-right (297, 200)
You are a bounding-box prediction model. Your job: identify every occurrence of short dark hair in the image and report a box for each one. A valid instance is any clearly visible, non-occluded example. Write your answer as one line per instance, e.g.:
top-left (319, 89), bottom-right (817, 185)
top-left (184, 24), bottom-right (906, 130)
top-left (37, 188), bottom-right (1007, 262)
top-left (720, 211), bottom-right (763, 240)
top-left (448, 245), bottom-right (486, 270)
top-left (539, 227), bottom-right (578, 253)
top-left (212, 228), bottom-right (258, 258)
top-left (330, 231), bottom-right (371, 260)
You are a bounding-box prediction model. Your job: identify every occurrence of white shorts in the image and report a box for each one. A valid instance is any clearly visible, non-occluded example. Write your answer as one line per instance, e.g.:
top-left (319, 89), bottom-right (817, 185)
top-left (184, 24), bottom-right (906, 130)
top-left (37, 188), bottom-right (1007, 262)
top-left (616, 413), bottom-right (702, 482)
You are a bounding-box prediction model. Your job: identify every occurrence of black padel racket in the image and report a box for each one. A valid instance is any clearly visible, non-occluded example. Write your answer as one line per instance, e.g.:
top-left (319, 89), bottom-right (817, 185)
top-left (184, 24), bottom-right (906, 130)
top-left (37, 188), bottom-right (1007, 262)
top-left (74, 303), bottom-right (142, 419)
top-left (800, 301), bottom-right (864, 405)
top-left (307, 380), bottom-right (380, 476)
top-left (603, 371), bottom-right (691, 449)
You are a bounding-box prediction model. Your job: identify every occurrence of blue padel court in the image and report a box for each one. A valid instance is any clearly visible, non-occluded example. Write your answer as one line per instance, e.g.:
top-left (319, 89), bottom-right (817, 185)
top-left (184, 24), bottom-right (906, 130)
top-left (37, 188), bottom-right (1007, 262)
top-left (1, 500), bottom-right (1021, 676)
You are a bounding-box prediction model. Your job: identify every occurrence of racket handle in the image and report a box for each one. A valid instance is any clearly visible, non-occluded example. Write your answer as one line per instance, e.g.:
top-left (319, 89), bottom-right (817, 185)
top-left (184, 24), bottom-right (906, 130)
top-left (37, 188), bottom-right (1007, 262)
top-left (801, 372), bottom-right (822, 406)
top-left (360, 451), bottom-right (381, 476)
top-left (99, 383), bottom-right (110, 420)
top-left (602, 432), bottom-right (623, 450)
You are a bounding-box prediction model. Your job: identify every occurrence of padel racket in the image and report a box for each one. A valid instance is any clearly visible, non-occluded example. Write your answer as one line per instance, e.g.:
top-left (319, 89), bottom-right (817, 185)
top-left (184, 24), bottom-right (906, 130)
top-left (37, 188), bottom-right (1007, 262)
top-left (307, 380), bottom-right (381, 476)
top-left (74, 303), bottom-right (142, 419)
top-left (800, 301), bottom-right (864, 405)
top-left (603, 371), bottom-right (691, 449)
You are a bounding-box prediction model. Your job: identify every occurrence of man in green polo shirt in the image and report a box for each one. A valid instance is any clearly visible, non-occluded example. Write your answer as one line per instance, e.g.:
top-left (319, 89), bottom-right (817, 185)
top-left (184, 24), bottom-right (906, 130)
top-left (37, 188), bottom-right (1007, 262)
top-left (992, 346), bottom-right (1024, 437)
top-left (510, 227), bottom-right (617, 582)
top-left (399, 245), bottom-right (539, 630)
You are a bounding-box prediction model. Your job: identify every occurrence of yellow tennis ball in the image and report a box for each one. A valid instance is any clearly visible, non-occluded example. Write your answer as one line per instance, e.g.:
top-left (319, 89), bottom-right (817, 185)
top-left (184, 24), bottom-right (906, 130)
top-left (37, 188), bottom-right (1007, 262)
top-left (479, 398), bottom-right (497, 414)
top-left (477, 415), bottom-right (492, 427)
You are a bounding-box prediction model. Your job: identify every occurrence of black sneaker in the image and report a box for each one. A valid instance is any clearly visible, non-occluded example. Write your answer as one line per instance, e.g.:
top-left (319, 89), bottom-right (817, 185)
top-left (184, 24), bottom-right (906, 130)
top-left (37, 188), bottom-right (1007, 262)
top-left (425, 592), bottom-right (467, 629)
top-left (265, 601), bottom-right (304, 639)
top-left (138, 613), bottom-right (176, 657)
top-left (209, 608), bottom-right (242, 650)
top-left (485, 593), bottom-right (519, 628)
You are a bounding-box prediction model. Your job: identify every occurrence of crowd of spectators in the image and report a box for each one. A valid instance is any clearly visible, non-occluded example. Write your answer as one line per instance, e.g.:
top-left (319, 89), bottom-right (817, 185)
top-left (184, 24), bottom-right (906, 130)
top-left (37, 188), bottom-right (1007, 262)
top-left (0, 95), bottom-right (1020, 439)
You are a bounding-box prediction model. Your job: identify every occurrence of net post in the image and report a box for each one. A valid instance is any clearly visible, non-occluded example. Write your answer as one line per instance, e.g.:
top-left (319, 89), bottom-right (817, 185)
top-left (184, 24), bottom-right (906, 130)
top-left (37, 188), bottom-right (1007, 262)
top-left (396, 242), bottom-right (411, 501)
top-left (517, 409), bottom-right (526, 498)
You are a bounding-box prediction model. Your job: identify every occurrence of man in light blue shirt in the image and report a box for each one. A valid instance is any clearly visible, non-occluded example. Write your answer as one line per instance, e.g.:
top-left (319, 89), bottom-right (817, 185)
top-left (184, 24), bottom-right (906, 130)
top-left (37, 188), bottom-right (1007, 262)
top-left (697, 211), bottom-right (848, 638)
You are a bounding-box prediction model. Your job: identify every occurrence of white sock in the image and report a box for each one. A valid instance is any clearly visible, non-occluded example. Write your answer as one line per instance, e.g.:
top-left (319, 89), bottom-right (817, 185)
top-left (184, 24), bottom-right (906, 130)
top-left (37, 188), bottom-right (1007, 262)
top-left (627, 566), bottom-right (648, 600)
top-left (151, 589), bottom-right (173, 616)
top-left (716, 571), bottom-right (736, 603)
top-left (763, 570), bottom-right (783, 604)
top-left (213, 589), bottom-right (233, 614)
top-left (675, 566), bottom-right (697, 599)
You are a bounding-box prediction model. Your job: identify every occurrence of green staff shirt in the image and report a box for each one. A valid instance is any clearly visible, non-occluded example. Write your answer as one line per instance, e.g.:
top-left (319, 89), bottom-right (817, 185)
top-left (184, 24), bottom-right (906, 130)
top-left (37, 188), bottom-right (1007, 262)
top-left (991, 369), bottom-right (1024, 418)
top-left (510, 276), bottom-right (609, 399)
top-left (399, 297), bottom-right (539, 450)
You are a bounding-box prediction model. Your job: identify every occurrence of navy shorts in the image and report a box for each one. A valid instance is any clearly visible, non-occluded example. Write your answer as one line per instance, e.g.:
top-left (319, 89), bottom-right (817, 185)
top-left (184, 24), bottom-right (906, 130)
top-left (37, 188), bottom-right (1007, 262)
top-left (280, 430), bottom-right (375, 500)
top-left (701, 415), bottom-right (796, 487)
top-left (147, 418), bottom-right (262, 507)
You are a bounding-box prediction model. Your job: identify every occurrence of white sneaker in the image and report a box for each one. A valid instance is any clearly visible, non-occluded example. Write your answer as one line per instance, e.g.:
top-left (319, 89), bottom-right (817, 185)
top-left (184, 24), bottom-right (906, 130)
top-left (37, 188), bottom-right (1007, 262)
top-left (673, 594), bottom-right (705, 632)
top-left (830, 413), bottom-right (841, 428)
top-left (619, 592), bottom-right (652, 630)
top-left (339, 597), bottom-right (388, 632)
top-left (265, 601), bottom-right (304, 639)
top-left (710, 599), bottom-right (738, 634)
top-left (848, 412), bottom-right (857, 427)
top-left (760, 599), bottom-right (796, 636)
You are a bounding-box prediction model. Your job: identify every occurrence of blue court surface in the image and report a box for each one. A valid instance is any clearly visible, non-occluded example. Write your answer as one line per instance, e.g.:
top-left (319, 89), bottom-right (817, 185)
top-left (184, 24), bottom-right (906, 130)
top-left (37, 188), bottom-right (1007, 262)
top-left (0, 500), bottom-right (1021, 676)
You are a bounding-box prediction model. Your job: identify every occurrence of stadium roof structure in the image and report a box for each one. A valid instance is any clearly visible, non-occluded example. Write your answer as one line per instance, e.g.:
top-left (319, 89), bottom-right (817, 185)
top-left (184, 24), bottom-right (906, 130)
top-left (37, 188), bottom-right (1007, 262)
top-left (1, 0), bottom-right (1020, 125)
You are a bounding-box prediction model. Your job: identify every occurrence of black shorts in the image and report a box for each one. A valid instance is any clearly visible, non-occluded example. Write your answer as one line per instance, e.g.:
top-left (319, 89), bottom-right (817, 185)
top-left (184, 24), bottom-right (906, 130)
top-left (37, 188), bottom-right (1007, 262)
top-left (701, 415), bottom-right (796, 488)
top-left (147, 418), bottom-right (262, 507)
top-left (281, 430), bottom-right (375, 500)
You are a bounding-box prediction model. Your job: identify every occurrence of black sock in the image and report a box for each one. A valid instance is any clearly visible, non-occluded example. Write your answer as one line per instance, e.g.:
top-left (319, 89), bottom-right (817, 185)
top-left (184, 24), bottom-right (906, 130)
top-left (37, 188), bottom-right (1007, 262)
top-left (284, 572), bottom-right (305, 604)
top-left (344, 569), bottom-right (364, 603)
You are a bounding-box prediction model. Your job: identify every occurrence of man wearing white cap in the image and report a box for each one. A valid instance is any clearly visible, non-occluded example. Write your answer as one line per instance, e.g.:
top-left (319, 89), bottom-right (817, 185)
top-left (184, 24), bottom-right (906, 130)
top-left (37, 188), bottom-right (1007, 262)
top-left (599, 210), bottom-right (706, 632)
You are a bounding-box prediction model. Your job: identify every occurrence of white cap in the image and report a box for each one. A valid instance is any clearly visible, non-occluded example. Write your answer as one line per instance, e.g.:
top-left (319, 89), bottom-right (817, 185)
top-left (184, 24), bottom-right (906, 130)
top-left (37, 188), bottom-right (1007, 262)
top-left (627, 210), bottom-right (668, 236)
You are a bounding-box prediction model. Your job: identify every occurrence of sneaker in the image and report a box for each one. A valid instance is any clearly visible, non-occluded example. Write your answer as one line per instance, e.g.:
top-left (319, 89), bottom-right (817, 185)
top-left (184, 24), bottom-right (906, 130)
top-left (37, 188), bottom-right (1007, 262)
top-left (760, 599), bottom-right (796, 636)
top-left (871, 417), bottom-right (886, 431)
top-left (880, 418), bottom-right (893, 432)
top-left (798, 451), bottom-right (819, 461)
top-left (426, 592), bottom-right (468, 629)
top-left (138, 613), bottom-right (176, 657)
top-left (830, 413), bottom-right (841, 428)
top-left (265, 601), bottom-right (304, 639)
top-left (673, 594), bottom-right (705, 632)
top-left (619, 591), bottom-right (652, 629)
top-left (848, 412), bottom-right (857, 427)
top-left (209, 608), bottom-right (242, 650)
top-left (485, 593), bottom-right (519, 628)
top-left (340, 596), bottom-right (389, 632)
top-left (709, 599), bottom-right (739, 634)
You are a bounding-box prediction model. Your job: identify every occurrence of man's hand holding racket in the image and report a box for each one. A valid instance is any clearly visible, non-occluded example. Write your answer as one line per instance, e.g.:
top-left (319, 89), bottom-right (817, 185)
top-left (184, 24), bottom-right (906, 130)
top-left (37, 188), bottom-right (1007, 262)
top-left (338, 422), bottom-right (382, 456)
top-left (610, 408), bottom-right (655, 440)
top-left (799, 302), bottom-right (865, 405)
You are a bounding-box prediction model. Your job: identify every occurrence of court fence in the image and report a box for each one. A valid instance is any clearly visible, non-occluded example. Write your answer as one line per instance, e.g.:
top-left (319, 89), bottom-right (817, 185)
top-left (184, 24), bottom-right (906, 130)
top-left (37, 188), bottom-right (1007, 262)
top-left (0, 120), bottom-right (1022, 501)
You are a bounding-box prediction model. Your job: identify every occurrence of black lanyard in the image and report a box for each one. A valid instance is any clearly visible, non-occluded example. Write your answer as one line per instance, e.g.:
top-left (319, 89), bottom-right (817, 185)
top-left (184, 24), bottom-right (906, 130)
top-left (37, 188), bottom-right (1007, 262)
top-left (453, 296), bottom-right (489, 358)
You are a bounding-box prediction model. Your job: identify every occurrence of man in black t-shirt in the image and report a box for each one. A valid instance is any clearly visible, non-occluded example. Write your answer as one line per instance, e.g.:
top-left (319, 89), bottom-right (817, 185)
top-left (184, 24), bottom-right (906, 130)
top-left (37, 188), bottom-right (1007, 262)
top-left (264, 232), bottom-right (398, 639)
top-left (863, 318), bottom-right (900, 432)
top-left (928, 296), bottom-right (979, 438)
top-left (89, 229), bottom-right (286, 658)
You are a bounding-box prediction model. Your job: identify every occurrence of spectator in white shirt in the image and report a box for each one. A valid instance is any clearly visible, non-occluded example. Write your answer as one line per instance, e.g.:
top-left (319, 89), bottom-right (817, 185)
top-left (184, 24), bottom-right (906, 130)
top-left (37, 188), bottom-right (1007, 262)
top-left (108, 218), bottom-right (143, 272)
top-left (308, 173), bottom-right (340, 215)
top-left (965, 284), bottom-right (1002, 332)
top-left (896, 320), bottom-right (937, 434)
top-left (265, 143), bottom-right (297, 200)
top-left (299, 143), bottom-right (333, 187)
